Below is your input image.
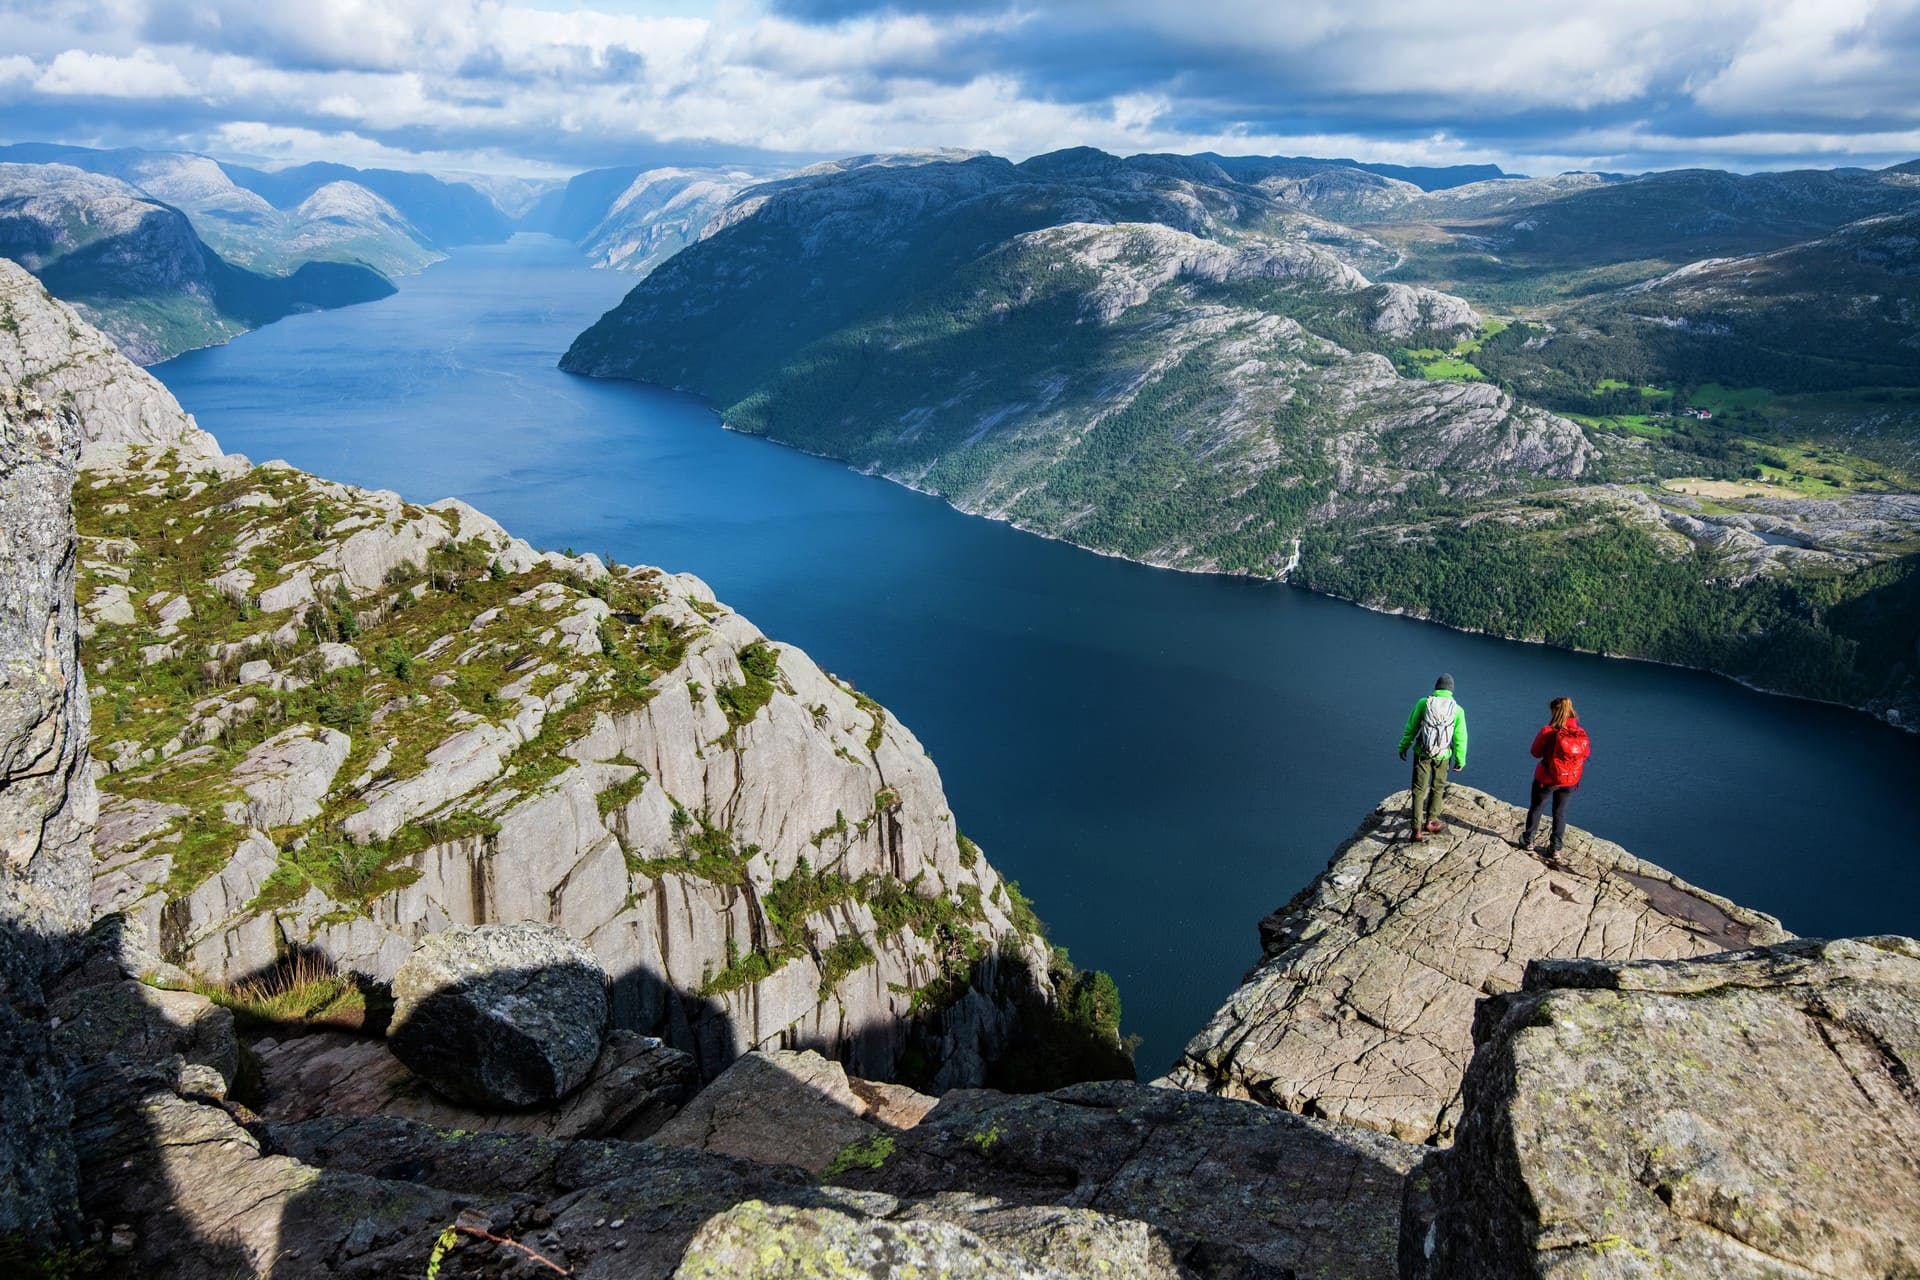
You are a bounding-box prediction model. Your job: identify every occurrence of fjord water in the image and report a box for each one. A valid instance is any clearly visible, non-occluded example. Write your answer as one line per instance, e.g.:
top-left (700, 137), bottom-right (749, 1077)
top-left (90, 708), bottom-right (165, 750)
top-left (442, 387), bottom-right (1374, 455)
top-left (157, 235), bottom-right (1920, 1073)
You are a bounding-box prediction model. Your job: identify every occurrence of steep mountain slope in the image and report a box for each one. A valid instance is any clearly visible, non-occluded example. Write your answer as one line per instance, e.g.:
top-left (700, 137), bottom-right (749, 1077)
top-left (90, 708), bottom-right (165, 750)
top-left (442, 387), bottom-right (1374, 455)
top-left (563, 148), bottom-right (1398, 391)
top-left (564, 147), bottom-right (1920, 723)
top-left (1, 258), bottom-right (1107, 1090)
top-left (0, 164), bottom-right (395, 362)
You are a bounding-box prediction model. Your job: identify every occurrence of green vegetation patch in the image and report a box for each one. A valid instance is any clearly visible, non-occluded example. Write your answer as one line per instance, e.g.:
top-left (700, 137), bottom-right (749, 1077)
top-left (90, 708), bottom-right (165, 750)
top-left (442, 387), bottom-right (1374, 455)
top-left (1419, 357), bottom-right (1485, 381)
top-left (714, 642), bottom-right (781, 728)
top-left (817, 932), bottom-right (878, 996)
top-left (595, 767), bottom-right (651, 817)
top-left (631, 809), bottom-right (759, 885)
top-left (764, 856), bottom-right (859, 935)
top-left (190, 951), bottom-right (382, 1033)
top-left (699, 937), bottom-right (793, 997)
top-left (824, 1134), bottom-right (895, 1177)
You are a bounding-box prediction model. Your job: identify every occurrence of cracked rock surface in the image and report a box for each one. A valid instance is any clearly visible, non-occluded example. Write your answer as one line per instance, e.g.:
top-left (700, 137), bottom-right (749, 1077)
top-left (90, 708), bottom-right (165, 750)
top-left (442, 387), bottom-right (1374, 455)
top-left (1412, 936), bottom-right (1920, 1279)
top-left (1163, 787), bottom-right (1792, 1143)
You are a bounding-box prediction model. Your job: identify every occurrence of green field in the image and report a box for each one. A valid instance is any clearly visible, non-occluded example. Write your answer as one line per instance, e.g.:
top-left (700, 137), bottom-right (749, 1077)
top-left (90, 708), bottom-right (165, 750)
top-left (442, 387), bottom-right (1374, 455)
top-left (1596, 378), bottom-right (1670, 399)
top-left (1405, 318), bottom-right (1504, 380)
top-left (1572, 412), bottom-right (1671, 438)
top-left (1421, 356), bottom-right (1485, 380)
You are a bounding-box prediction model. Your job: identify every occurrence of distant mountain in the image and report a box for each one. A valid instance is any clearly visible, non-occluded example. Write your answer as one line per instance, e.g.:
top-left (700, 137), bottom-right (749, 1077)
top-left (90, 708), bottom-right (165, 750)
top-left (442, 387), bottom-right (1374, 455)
top-left (439, 170), bottom-right (561, 219)
top-left (1461, 207), bottom-right (1920, 470)
top-left (520, 152), bottom-right (979, 274)
top-left (217, 160), bottom-right (514, 247)
top-left (1196, 153), bottom-right (1514, 191)
top-left (522, 164), bottom-right (775, 272)
top-left (0, 144), bottom-right (498, 277)
top-left (562, 145), bottom-right (1920, 722)
top-left (0, 163), bottom-right (393, 362)
top-left (1374, 163), bottom-right (1920, 305)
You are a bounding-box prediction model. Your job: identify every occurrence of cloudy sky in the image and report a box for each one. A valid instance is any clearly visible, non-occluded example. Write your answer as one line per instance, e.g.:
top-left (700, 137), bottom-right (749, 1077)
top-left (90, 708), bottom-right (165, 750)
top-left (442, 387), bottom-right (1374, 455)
top-left (3, 0), bottom-right (1919, 177)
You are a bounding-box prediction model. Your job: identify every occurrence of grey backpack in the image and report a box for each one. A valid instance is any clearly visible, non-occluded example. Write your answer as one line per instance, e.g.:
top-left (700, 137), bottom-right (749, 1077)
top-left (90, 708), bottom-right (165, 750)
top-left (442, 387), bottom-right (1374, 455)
top-left (1417, 697), bottom-right (1455, 758)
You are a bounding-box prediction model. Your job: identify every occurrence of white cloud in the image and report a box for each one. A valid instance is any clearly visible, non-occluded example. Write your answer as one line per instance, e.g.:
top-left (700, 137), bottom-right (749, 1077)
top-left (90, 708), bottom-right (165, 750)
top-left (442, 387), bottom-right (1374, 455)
top-left (0, 55), bottom-right (39, 88)
top-left (34, 47), bottom-right (196, 98)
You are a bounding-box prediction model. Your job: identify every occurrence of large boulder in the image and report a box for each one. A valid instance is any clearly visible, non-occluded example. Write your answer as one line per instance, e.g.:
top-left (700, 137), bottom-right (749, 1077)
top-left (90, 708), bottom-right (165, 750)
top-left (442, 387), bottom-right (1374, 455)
top-left (388, 922), bottom-right (609, 1107)
top-left (671, 1201), bottom-right (1082, 1280)
top-left (1165, 787), bottom-right (1791, 1142)
top-left (1412, 936), bottom-right (1920, 1279)
top-left (51, 978), bottom-right (239, 1089)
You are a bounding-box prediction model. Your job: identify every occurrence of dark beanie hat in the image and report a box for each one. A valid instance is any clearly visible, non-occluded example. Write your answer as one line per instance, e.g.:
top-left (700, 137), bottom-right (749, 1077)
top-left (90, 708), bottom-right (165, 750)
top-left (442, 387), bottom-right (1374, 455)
top-left (1436, 673), bottom-right (1455, 691)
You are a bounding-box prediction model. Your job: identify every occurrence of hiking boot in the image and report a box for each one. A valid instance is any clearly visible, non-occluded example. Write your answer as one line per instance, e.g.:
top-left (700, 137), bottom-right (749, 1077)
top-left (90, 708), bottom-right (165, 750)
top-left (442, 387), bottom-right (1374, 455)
top-left (1512, 832), bottom-right (1535, 850)
top-left (1410, 830), bottom-right (1428, 843)
top-left (1425, 820), bottom-right (1444, 833)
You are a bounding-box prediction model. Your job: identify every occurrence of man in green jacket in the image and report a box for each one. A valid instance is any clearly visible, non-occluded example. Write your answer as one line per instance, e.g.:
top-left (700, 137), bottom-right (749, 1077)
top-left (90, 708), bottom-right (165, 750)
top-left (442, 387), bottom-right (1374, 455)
top-left (1398, 674), bottom-right (1467, 842)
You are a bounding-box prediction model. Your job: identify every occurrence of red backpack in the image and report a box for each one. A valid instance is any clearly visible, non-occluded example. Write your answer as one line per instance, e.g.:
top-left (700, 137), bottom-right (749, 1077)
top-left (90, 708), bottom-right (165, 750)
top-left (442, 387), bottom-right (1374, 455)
top-left (1550, 723), bottom-right (1590, 785)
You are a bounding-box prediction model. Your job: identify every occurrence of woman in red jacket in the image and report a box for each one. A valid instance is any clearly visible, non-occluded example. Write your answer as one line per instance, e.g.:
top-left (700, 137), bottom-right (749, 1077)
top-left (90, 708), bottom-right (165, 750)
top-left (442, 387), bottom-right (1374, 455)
top-left (1518, 696), bottom-right (1589, 859)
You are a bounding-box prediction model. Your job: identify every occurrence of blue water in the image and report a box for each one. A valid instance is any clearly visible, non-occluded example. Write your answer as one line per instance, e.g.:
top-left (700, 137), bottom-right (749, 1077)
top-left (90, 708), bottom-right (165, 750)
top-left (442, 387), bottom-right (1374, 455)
top-left (156, 234), bottom-right (1920, 1074)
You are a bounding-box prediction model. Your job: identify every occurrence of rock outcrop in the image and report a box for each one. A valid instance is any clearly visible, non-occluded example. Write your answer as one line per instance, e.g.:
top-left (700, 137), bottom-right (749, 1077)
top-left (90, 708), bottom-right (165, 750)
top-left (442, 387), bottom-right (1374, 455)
top-left (1164, 787), bottom-right (1792, 1143)
top-left (0, 258), bottom-right (221, 456)
top-left (651, 1048), bottom-right (936, 1174)
top-left (1411, 936), bottom-right (1920, 1279)
top-left (3, 256), bottom-right (1063, 1093)
top-left (388, 922), bottom-right (610, 1106)
top-left (0, 315), bottom-right (94, 1248)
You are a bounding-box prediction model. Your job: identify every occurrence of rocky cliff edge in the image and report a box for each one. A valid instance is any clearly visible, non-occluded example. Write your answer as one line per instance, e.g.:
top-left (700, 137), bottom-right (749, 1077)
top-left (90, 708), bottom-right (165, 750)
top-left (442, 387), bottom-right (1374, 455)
top-left (1163, 786), bottom-right (1792, 1142)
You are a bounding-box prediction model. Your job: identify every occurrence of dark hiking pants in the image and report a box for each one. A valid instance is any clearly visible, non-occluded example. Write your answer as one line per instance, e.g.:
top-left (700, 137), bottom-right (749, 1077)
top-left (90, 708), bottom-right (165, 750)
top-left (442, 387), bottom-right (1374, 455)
top-left (1410, 754), bottom-right (1449, 830)
top-left (1523, 781), bottom-right (1576, 851)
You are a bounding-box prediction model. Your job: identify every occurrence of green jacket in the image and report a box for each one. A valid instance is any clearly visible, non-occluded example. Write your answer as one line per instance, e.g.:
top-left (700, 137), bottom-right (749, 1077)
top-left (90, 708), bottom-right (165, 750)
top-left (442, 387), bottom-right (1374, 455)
top-left (1399, 690), bottom-right (1468, 768)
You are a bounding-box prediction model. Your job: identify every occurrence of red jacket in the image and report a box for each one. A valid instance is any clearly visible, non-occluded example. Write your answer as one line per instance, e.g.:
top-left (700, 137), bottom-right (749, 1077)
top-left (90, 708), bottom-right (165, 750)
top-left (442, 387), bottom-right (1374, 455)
top-left (1531, 717), bottom-right (1590, 787)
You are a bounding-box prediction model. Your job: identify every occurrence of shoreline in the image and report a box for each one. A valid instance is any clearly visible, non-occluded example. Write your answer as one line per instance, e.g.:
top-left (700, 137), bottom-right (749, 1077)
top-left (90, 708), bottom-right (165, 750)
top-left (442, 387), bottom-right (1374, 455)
top-left (707, 414), bottom-right (1915, 738)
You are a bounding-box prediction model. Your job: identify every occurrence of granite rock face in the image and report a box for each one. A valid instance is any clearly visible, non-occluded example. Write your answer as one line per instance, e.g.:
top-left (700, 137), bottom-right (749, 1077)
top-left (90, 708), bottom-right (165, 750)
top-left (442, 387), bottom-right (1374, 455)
top-left (12, 261), bottom-right (1058, 1092)
top-left (1164, 787), bottom-right (1792, 1143)
top-left (1413, 936), bottom-right (1920, 1279)
top-left (0, 296), bottom-right (95, 1248)
top-left (388, 921), bottom-right (610, 1107)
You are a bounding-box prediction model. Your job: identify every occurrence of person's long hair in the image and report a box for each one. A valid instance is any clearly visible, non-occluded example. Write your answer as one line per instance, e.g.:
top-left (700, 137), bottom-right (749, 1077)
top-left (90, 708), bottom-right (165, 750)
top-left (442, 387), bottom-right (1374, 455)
top-left (1549, 696), bottom-right (1575, 728)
